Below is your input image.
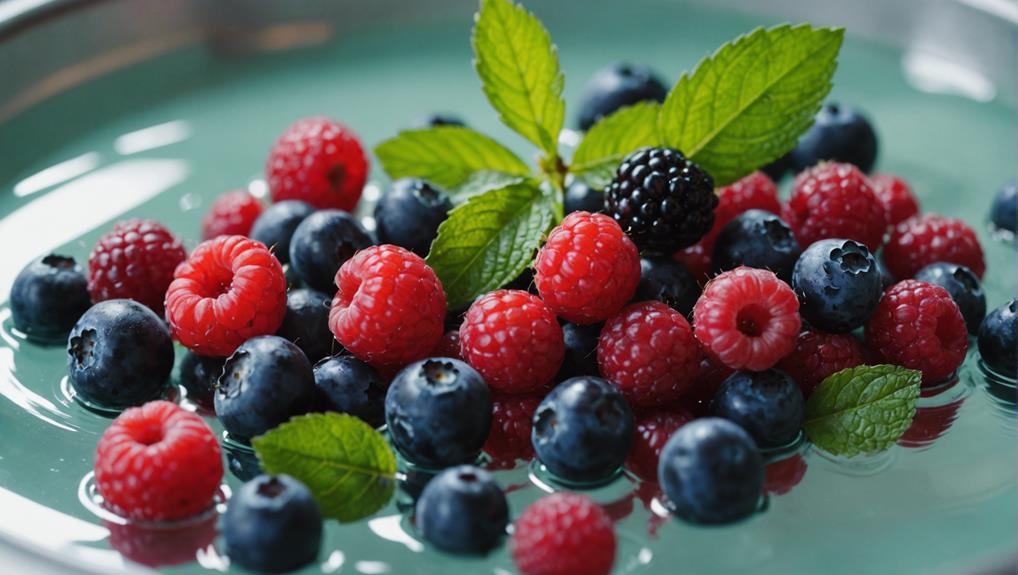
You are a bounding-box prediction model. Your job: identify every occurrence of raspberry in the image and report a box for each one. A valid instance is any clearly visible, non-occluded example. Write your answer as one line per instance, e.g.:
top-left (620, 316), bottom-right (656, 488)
top-left (94, 400), bottom-right (223, 521)
top-left (200, 190), bottom-right (263, 240)
top-left (625, 409), bottom-right (693, 481)
top-left (534, 211), bottom-right (640, 324)
top-left (865, 279), bottom-right (969, 384)
top-left (460, 290), bottom-right (564, 394)
top-left (329, 245), bottom-right (446, 369)
top-left (777, 331), bottom-right (868, 397)
top-left (432, 329), bottom-right (463, 361)
top-left (883, 214), bottom-right (986, 279)
top-left (88, 219), bottom-right (186, 315)
top-left (705, 171), bottom-right (781, 249)
top-left (597, 301), bottom-right (702, 406)
top-left (511, 493), bottom-right (616, 575)
top-left (673, 242), bottom-right (712, 285)
top-left (483, 393), bottom-right (541, 463)
top-left (165, 235), bottom-right (287, 357)
top-left (782, 162), bottom-right (888, 251)
top-left (266, 117), bottom-right (368, 211)
top-left (764, 454), bottom-right (808, 496)
top-left (870, 173), bottom-right (919, 226)
top-left (693, 267), bottom-right (801, 371)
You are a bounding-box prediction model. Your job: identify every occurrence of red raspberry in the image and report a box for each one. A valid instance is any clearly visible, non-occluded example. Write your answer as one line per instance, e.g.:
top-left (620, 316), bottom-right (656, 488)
top-left (705, 171), bottom-right (781, 248)
top-left (329, 245), bottom-right (445, 369)
top-left (107, 517), bottom-right (217, 568)
top-left (88, 219), bottom-right (186, 315)
top-left (483, 393), bottom-right (542, 464)
top-left (534, 211), bottom-right (640, 324)
top-left (693, 267), bottom-right (801, 371)
top-left (460, 290), bottom-right (564, 394)
top-left (764, 454), bottom-right (808, 496)
top-left (598, 301), bottom-right (702, 406)
top-left (165, 235), bottom-right (287, 357)
top-left (511, 493), bottom-right (616, 575)
top-left (870, 173), bottom-right (919, 226)
top-left (94, 400), bottom-right (223, 522)
top-left (777, 331), bottom-right (868, 398)
top-left (432, 329), bottom-right (463, 361)
top-left (782, 162), bottom-right (888, 251)
top-left (200, 190), bottom-right (263, 240)
top-left (674, 242), bottom-right (712, 285)
top-left (266, 117), bottom-right (368, 211)
top-left (864, 279), bottom-right (968, 384)
top-left (625, 408), bottom-right (693, 481)
top-left (898, 397), bottom-right (964, 449)
top-left (883, 214), bottom-right (985, 279)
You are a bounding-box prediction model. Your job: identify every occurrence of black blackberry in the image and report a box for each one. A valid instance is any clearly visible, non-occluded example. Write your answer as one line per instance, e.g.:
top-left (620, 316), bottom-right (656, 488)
top-left (604, 147), bottom-right (716, 254)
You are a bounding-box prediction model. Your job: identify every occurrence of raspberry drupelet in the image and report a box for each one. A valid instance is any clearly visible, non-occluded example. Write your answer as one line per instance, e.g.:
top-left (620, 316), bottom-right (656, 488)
top-left (777, 331), bottom-right (869, 397)
top-left (511, 493), bottom-right (616, 575)
top-left (88, 219), bottom-right (187, 315)
top-left (870, 173), bottom-right (919, 226)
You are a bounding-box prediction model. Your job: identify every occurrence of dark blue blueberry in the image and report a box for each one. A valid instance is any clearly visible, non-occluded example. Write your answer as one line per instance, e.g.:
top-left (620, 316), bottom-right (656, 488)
top-left (412, 113), bottom-right (466, 129)
top-left (876, 258), bottom-right (895, 290)
top-left (577, 63), bottom-right (668, 131)
top-left (532, 376), bottom-right (633, 484)
top-left (11, 254), bottom-right (91, 341)
top-left (249, 200), bottom-right (315, 265)
top-left (657, 417), bottom-right (764, 525)
top-left (635, 256), bottom-right (700, 316)
top-left (314, 355), bottom-right (386, 428)
top-left (374, 179), bottom-right (452, 257)
top-left (67, 299), bottom-right (173, 408)
top-left (712, 210), bottom-right (801, 283)
top-left (564, 180), bottom-right (604, 214)
top-left (792, 239), bottom-right (883, 333)
top-left (223, 474), bottom-right (322, 574)
top-left (978, 300), bottom-right (1016, 379)
top-left (178, 351), bottom-right (224, 407)
top-left (712, 369), bottom-right (804, 448)
top-left (990, 180), bottom-right (1016, 235)
top-left (415, 465), bottom-right (509, 555)
top-left (915, 262), bottom-right (986, 335)
top-left (226, 448), bottom-right (263, 482)
top-left (276, 288), bottom-right (336, 363)
top-left (557, 322), bottom-right (602, 381)
top-left (385, 358), bottom-right (492, 469)
top-left (761, 150), bottom-right (797, 182)
top-left (289, 210), bottom-right (372, 293)
top-left (215, 335), bottom-right (316, 440)
top-left (791, 103), bottom-right (878, 173)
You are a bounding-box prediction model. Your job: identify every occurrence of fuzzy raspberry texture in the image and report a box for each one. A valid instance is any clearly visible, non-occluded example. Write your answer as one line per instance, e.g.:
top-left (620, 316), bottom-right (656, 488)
top-left (94, 400), bottom-right (223, 522)
top-left (598, 301), bottom-right (702, 406)
top-left (870, 173), bottom-right (919, 226)
top-left (165, 235), bottom-right (287, 357)
top-left (200, 190), bottom-right (263, 240)
top-left (432, 330), bottom-right (463, 361)
top-left (511, 493), bottom-right (616, 575)
top-left (865, 280), bottom-right (968, 384)
top-left (673, 243), bottom-right (712, 285)
top-left (626, 409), bottom-right (693, 481)
top-left (534, 211), bottom-right (641, 325)
top-left (329, 245), bottom-right (445, 369)
top-left (693, 267), bottom-right (801, 371)
top-left (88, 219), bottom-right (186, 315)
top-left (883, 214), bottom-right (985, 280)
top-left (266, 117), bottom-right (368, 211)
top-left (484, 393), bottom-right (542, 464)
top-left (783, 162), bottom-right (888, 251)
top-left (777, 331), bottom-right (868, 398)
top-left (460, 290), bottom-right (564, 394)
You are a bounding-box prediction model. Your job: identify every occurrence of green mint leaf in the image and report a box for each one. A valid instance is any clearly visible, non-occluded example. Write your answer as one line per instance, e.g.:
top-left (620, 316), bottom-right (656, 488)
top-left (426, 181), bottom-right (554, 310)
top-left (374, 126), bottom-right (530, 189)
top-left (449, 170), bottom-right (528, 204)
top-left (659, 24), bottom-right (843, 186)
top-left (473, 0), bottom-right (565, 155)
top-left (252, 413), bottom-right (397, 523)
top-left (569, 101), bottom-right (661, 189)
top-left (804, 364), bottom-right (921, 458)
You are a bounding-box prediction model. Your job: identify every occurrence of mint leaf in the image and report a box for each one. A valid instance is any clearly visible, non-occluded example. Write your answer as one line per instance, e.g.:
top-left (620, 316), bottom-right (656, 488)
top-left (375, 126), bottom-right (530, 189)
top-left (473, 0), bottom-right (565, 155)
top-left (804, 364), bottom-right (921, 457)
top-left (658, 24), bottom-right (843, 186)
top-left (449, 170), bottom-right (527, 204)
top-left (252, 413), bottom-right (397, 523)
top-left (426, 182), bottom-right (554, 310)
top-left (569, 101), bottom-right (661, 189)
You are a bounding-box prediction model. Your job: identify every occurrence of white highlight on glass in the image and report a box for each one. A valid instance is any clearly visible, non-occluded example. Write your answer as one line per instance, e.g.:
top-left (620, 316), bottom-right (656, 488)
top-left (355, 560), bottom-right (392, 574)
top-left (322, 550), bottom-right (346, 573)
top-left (13, 152), bottom-right (101, 197)
top-left (367, 514), bottom-right (424, 552)
top-left (902, 50), bottom-right (996, 102)
top-left (114, 120), bottom-right (192, 155)
top-left (248, 178), bottom-right (269, 199)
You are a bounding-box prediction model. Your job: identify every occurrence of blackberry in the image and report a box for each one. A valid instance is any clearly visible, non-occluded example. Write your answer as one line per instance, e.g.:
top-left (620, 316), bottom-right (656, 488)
top-left (605, 147), bottom-right (716, 254)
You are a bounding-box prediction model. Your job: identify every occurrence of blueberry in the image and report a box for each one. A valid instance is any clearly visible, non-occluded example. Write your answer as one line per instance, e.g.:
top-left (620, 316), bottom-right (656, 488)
top-left (712, 369), bottom-right (804, 448)
top-left (385, 358), bottom-right (492, 468)
top-left (10, 254), bottom-right (91, 341)
top-left (577, 63), bottom-right (668, 131)
top-left (557, 322), bottom-right (602, 381)
top-left (657, 417), bottom-right (764, 525)
top-left (564, 180), bottom-right (603, 214)
top-left (978, 300), bottom-right (1016, 379)
top-left (289, 210), bottom-right (372, 293)
top-left (374, 179), bottom-right (452, 257)
top-left (876, 258), bottom-right (895, 290)
top-left (532, 376), bottom-right (634, 484)
top-left (791, 103), bottom-right (879, 173)
top-left (276, 288), bottom-right (335, 363)
top-left (415, 465), bottom-right (509, 555)
top-left (915, 262), bottom-right (986, 335)
top-left (314, 355), bottom-right (386, 427)
top-left (249, 200), bottom-right (315, 265)
top-left (712, 210), bottom-right (801, 283)
top-left (761, 150), bottom-right (797, 182)
top-left (223, 474), bottom-right (322, 574)
top-left (412, 113), bottom-right (466, 129)
top-left (792, 239), bottom-right (883, 333)
top-left (634, 256), bottom-right (700, 316)
top-left (990, 180), bottom-right (1017, 235)
top-left (227, 448), bottom-right (263, 482)
top-left (215, 335), bottom-right (316, 440)
top-left (178, 351), bottom-right (224, 406)
top-left (67, 299), bottom-right (173, 408)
